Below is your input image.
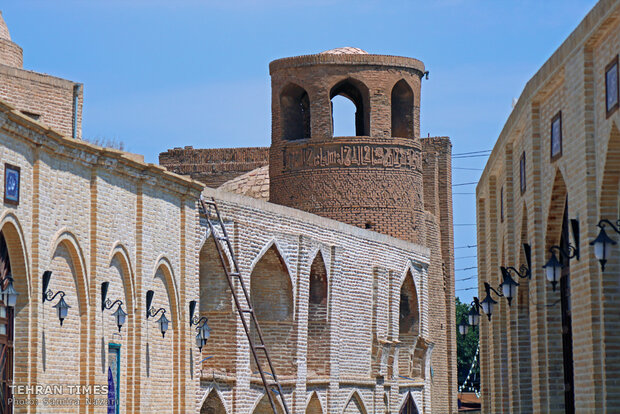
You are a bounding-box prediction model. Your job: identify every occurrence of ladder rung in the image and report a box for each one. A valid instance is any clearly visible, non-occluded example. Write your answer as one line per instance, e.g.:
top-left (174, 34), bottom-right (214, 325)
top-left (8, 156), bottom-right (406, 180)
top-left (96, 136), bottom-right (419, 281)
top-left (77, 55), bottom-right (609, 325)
top-left (216, 236), bottom-right (229, 241)
top-left (229, 272), bottom-right (241, 277)
top-left (203, 199), bottom-right (217, 206)
top-left (241, 308), bottom-right (253, 313)
top-left (255, 345), bottom-right (266, 350)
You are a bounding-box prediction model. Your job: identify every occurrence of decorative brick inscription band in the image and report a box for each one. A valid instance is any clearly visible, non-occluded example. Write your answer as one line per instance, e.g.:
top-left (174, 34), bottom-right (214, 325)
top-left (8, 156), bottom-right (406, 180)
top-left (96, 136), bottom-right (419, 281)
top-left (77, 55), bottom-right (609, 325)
top-left (283, 144), bottom-right (422, 171)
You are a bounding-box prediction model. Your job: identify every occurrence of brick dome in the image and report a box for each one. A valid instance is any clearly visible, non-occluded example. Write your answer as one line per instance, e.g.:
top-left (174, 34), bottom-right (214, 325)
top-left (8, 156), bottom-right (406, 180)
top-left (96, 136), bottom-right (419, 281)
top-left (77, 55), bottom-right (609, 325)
top-left (0, 12), bottom-right (10, 41)
top-left (320, 47), bottom-right (368, 55)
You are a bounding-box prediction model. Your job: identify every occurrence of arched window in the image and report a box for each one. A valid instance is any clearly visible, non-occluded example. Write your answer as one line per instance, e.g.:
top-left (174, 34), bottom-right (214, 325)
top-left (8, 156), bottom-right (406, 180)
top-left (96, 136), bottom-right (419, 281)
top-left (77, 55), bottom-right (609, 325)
top-left (330, 78), bottom-right (370, 137)
top-left (306, 392), bottom-right (323, 414)
top-left (307, 252), bottom-right (328, 377)
top-left (391, 80), bottom-right (414, 138)
top-left (280, 83), bottom-right (311, 140)
top-left (253, 393), bottom-right (284, 414)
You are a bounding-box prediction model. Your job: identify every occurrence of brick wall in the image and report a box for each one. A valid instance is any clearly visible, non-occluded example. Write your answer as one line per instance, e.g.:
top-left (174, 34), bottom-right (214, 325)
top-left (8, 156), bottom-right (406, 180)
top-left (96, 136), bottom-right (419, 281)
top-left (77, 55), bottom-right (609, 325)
top-left (159, 146), bottom-right (269, 188)
top-left (476, 0), bottom-right (620, 412)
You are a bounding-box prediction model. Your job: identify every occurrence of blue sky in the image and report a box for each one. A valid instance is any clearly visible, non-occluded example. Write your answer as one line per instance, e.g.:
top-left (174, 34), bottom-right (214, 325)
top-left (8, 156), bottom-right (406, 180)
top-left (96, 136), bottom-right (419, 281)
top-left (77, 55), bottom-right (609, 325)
top-left (2, 0), bottom-right (597, 303)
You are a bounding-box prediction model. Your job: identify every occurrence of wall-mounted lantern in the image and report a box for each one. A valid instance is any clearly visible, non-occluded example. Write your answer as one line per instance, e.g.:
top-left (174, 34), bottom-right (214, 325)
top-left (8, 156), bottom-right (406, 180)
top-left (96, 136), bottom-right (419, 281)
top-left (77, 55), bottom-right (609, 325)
top-left (101, 282), bottom-right (128, 332)
top-left (542, 219), bottom-right (580, 291)
top-left (590, 219), bottom-right (619, 271)
top-left (0, 272), bottom-right (19, 307)
top-left (468, 297), bottom-right (481, 327)
top-left (480, 282), bottom-right (502, 321)
top-left (458, 316), bottom-right (469, 338)
top-left (189, 300), bottom-right (211, 352)
top-left (146, 290), bottom-right (170, 338)
top-left (499, 243), bottom-right (532, 306)
top-left (42, 270), bottom-right (70, 326)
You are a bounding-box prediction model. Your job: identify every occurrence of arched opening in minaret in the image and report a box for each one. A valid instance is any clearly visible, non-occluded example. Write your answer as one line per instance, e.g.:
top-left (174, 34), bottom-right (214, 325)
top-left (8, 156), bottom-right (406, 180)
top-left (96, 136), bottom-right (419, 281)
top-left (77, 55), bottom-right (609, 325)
top-left (391, 79), bottom-right (414, 138)
top-left (330, 78), bottom-right (369, 137)
top-left (280, 83), bottom-right (311, 140)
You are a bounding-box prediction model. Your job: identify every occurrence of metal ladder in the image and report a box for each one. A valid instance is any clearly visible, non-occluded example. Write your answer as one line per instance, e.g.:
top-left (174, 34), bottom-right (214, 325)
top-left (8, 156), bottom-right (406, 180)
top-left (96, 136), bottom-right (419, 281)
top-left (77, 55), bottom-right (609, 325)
top-left (199, 196), bottom-right (290, 414)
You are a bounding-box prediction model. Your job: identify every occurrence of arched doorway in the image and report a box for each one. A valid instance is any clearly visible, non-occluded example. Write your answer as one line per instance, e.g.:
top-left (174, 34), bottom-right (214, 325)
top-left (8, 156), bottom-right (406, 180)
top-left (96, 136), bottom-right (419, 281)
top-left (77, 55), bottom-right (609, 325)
top-left (0, 232), bottom-right (13, 413)
top-left (399, 393), bottom-right (419, 414)
top-left (330, 78), bottom-right (370, 137)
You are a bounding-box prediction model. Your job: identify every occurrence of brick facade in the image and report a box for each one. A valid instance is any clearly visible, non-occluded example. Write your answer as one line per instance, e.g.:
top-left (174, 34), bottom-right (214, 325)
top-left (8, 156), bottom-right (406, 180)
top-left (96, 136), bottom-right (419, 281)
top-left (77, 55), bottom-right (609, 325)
top-left (159, 147), bottom-right (269, 188)
top-left (476, 0), bottom-right (620, 412)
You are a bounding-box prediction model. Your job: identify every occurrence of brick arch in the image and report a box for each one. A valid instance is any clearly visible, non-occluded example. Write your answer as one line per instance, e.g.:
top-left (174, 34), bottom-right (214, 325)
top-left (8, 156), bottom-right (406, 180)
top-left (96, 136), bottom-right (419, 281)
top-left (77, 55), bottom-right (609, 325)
top-left (307, 250), bottom-right (329, 377)
top-left (305, 391), bottom-right (324, 414)
top-left (251, 393), bottom-right (285, 414)
top-left (47, 230), bottom-right (89, 405)
top-left (250, 244), bottom-right (296, 376)
top-left (200, 387), bottom-right (228, 414)
top-left (545, 168), bottom-right (568, 250)
top-left (516, 203), bottom-right (533, 410)
top-left (0, 214), bottom-right (30, 390)
top-left (280, 82), bottom-right (311, 140)
top-left (199, 236), bottom-right (236, 374)
top-left (398, 270), bottom-right (420, 377)
top-left (398, 392), bottom-right (420, 414)
top-left (249, 239), bottom-right (294, 291)
top-left (599, 122), bottom-right (620, 401)
top-left (343, 390), bottom-right (368, 414)
top-left (109, 243), bottom-right (136, 312)
top-left (391, 79), bottom-right (414, 138)
top-left (330, 77), bottom-right (370, 136)
top-left (49, 230), bottom-right (89, 314)
top-left (149, 257), bottom-right (179, 413)
top-left (152, 256), bottom-right (179, 324)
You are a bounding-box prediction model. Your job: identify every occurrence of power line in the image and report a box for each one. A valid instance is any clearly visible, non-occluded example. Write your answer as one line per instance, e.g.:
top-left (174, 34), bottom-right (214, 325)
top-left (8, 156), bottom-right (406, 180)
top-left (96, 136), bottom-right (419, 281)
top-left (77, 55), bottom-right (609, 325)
top-left (455, 244), bottom-right (477, 250)
top-left (453, 182), bottom-right (478, 187)
top-left (453, 150), bottom-right (491, 156)
top-left (453, 167), bottom-right (484, 171)
top-left (455, 255), bottom-right (477, 260)
top-left (456, 266), bottom-right (477, 271)
top-left (452, 154), bottom-right (491, 159)
top-left (456, 287), bottom-right (478, 291)
top-left (456, 275), bottom-right (477, 281)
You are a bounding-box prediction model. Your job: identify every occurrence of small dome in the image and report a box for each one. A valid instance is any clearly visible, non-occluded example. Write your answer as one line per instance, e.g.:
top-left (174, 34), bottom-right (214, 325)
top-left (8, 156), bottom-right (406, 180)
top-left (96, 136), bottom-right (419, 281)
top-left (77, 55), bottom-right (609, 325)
top-left (0, 12), bottom-right (11, 41)
top-left (320, 47), bottom-right (368, 55)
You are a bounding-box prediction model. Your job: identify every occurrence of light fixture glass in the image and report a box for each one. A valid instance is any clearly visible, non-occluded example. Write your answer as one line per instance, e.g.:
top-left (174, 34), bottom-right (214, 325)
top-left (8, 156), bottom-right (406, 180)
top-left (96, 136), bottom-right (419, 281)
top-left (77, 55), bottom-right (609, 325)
top-left (543, 250), bottom-right (562, 291)
top-left (195, 332), bottom-right (204, 351)
top-left (499, 268), bottom-right (519, 306)
top-left (200, 320), bottom-right (211, 341)
top-left (468, 308), bottom-right (479, 327)
top-left (112, 304), bottom-right (128, 332)
top-left (590, 226), bottom-right (616, 271)
top-left (53, 296), bottom-right (70, 326)
top-left (458, 322), bottom-right (469, 337)
top-left (480, 294), bottom-right (497, 320)
top-left (157, 313), bottom-right (170, 337)
top-left (1, 277), bottom-right (19, 307)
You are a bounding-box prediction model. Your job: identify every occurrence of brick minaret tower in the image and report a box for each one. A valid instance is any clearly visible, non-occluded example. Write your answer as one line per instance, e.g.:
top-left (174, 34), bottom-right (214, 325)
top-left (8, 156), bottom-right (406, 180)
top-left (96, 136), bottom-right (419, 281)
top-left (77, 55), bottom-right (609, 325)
top-left (268, 47), bottom-right (427, 244)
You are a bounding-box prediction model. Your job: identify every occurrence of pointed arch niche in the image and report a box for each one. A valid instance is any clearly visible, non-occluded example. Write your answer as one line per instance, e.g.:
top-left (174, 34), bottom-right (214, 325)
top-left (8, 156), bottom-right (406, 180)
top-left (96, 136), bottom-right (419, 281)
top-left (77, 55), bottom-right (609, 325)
top-left (200, 389), bottom-right (227, 414)
top-left (343, 391), bottom-right (368, 414)
top-left (398, 270), bottom-right (420, 378)
top-left (199, 237), bottom-right (236, 374)
top-left (250, 244), bottom-right (296, 376)
top-left (305, 392), bottom-right (323, 414)
top-left (330, 78), bottom-right (370, 137)
top-left (252, 393), bottom-right (284, 414)
top-left (307, 251), bottom-right (329, 377)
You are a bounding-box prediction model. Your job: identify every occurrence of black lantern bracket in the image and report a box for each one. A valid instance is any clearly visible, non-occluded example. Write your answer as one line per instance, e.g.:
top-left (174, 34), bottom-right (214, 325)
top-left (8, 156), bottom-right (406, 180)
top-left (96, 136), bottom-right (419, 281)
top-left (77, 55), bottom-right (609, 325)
top-left (42, 270), bottom-right (65, 303)
top-left (551, 218), bottom-right (581, 261)
top-left (145, 290), bottom-right (166, 319)
top-left (189, 300), bottom-right (208, 328)
top-left (100, 281), bottom-right (123, 311)
top-left (590, 218), bottom-right (620, 271)
top-left (42, 270), bottom-right (70, 326)
top-left (501, 243), bottom-right (532, 280)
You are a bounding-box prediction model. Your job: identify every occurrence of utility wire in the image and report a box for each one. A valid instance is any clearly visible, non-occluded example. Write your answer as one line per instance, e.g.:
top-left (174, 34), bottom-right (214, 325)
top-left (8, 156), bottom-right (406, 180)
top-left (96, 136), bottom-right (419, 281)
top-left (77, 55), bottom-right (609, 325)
top-left (456, 287), bottom-right (478, 291)
top-left (455, 244), bottom-right (477, 250)
top-left (453, 182), bottom-right (478, 187)
top-left (456, 266), bottom-right (477, 271)
top-left (456, 275), bottom-right (477, 281)
top-left (453, 150), bottom-right (491, 156)
top-left (452, 154), bottom-right (492, 159)
top-left (455, 255), bottom-right (477, 260)
top-left (453, 167), bottom-right (484, 171)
